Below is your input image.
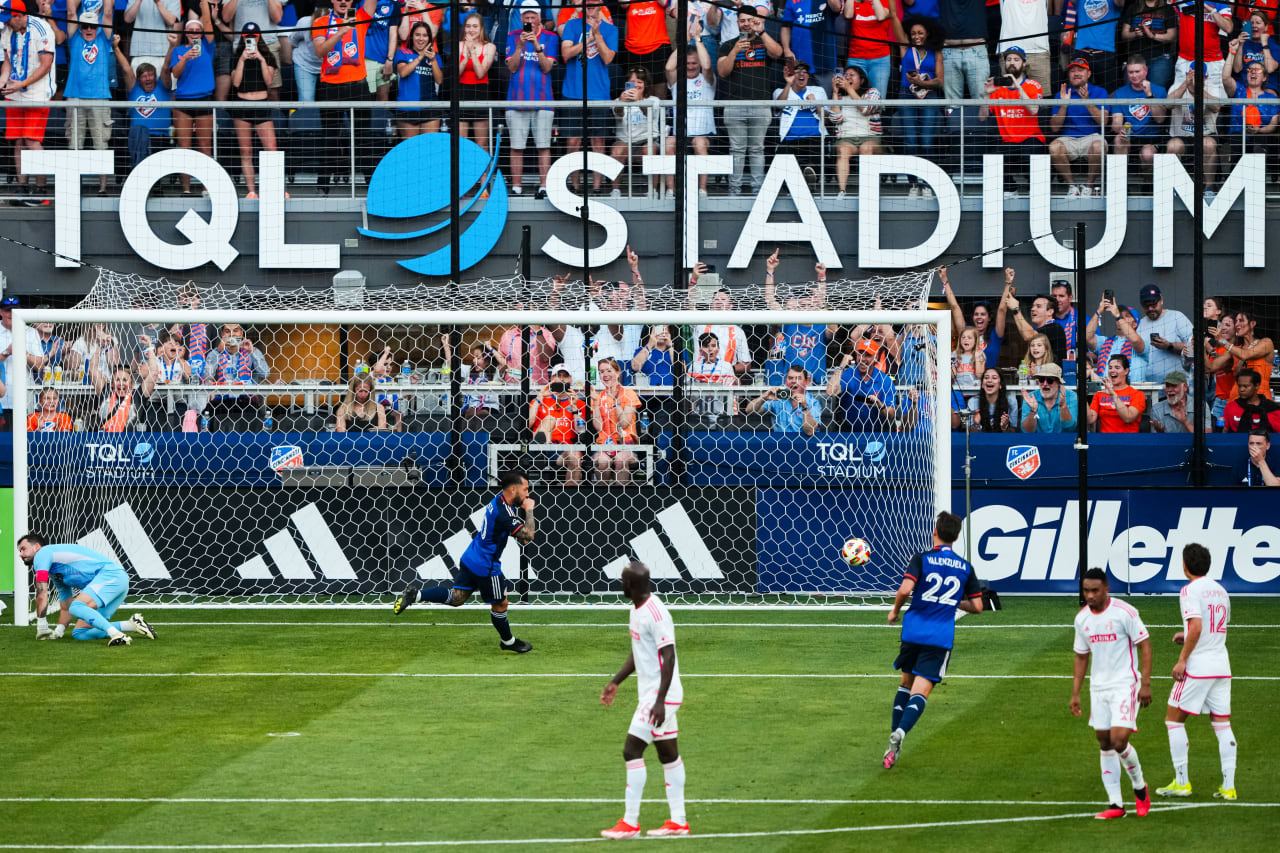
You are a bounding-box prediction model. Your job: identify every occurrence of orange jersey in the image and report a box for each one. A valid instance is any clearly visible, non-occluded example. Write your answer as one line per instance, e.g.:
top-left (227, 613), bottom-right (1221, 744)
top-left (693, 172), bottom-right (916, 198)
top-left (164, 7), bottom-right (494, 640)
top-left (624, 0), bottom-right (670, 54)
top-left (592, 385), bottom-right (641, 444)
top-left (532, 396), bottom-right (586, 444)
top-left (988, 81), bottom-right (1046, 143)
top-left (27, 411), bottom-right (73, 432)
top-left (1090, 384), bottom-right (1147, 433)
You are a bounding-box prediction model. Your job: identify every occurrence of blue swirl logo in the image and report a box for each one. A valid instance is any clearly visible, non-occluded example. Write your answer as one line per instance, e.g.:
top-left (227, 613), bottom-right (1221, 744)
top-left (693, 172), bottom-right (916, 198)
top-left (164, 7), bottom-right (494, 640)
top-left (358, 134), bottom-right (508, 276)
top-left (133, 442), bottom-right (155, 464)
top-left (863, 440), bottom-right (886, 463)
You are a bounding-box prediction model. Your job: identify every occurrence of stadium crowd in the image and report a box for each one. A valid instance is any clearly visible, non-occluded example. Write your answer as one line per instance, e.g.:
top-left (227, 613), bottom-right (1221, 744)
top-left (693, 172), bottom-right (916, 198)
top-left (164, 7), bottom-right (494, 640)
top-left (4, 0), bottom-right (1280, 199)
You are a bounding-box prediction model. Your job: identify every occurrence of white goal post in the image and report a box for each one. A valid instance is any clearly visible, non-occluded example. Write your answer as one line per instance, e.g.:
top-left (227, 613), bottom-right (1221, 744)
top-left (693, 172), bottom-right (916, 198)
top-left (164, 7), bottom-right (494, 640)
top-left (12, 306), bottom-right (950, 622)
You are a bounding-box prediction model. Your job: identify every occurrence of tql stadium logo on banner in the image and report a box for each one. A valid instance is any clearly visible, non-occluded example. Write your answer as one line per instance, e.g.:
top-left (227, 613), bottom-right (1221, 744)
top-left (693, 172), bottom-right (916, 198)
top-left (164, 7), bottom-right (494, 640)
top-left (358, 134), bottom-right (508, 276)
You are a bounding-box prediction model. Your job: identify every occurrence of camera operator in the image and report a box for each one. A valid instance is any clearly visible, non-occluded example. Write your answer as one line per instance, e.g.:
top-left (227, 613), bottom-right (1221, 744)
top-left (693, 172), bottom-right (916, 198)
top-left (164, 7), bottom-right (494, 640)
top-left (743, 364), bottom-right (821, 436)
top-left (530, 366), bottom-right (588, 485)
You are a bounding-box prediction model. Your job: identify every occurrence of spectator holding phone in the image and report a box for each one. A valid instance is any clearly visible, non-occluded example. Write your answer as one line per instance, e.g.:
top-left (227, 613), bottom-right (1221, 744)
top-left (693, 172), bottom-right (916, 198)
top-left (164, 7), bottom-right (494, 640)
top-left (717, 5), bottom-right (783, 197)
top-left (744, 364), bottom-right (821, 435)
top-left (171, 14), bottom-right (218, 195)
top-left (504, 0), bottom-right (558, 198)
top-left (900, 17), bottom-right (944, 198)
top-left (230, 22), bottom-right (279, 199)
top-left (981, 47), bottom-right (1045, 185)
top-left (530, 368), bottom-right (587, 485)
top-left (1132, 282), bottom-right (1192, 384)
top-left (827, 65), bottom-right (883, 199)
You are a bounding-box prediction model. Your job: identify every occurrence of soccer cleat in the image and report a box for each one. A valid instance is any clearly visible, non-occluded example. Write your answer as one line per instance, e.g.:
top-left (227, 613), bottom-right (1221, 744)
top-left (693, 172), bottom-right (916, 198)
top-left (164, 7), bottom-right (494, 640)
top-left (107, 634), bottom-right (132, 647)
top-left (393, 584), bottom-right (419, 615)
top-left (601, 820), bottom-right (640, 840)
top-left (647, 820), bottom-right (690, 837)
top-left (883, 729), bottom-right (904, 770)
top-left (132, 613), bottom-right (157, 640)
top-left (1156, 780), bottom-right (1192, 798)
top-left (1214, 787), bottom-right (1237, 801)
top-left (1135, 787), bottom-right (1151, 817)
top-left (501, 638), bottom-right (533, 653)
top-left (1094, 806), bottom-right (1126, 820)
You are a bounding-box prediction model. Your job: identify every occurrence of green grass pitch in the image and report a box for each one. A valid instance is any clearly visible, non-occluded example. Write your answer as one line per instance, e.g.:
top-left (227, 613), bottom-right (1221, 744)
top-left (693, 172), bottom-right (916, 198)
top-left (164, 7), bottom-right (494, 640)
top-left (1, 595), bottom-right (1276, 851)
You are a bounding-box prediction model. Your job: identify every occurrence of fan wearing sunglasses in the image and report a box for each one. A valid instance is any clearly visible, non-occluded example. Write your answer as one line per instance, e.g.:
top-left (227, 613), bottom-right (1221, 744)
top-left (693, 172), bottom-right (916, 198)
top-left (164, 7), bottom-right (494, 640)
top-left (1020, 362), bottom-right (1077, 434)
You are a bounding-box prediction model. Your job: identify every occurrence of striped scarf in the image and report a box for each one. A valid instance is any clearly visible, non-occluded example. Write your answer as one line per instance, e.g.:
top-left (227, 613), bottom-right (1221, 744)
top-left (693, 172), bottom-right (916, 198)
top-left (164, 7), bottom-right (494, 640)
top-left (102, 392), bottom-right (134, 432)
top-left (217, 348), bottom-right (252, 384)
top-left (188, 323), bottom-right (209, 377)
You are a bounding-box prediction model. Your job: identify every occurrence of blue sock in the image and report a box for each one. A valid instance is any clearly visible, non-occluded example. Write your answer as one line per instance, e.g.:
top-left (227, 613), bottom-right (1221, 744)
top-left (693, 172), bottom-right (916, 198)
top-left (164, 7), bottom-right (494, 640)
top-left (69, 601), bottom-right (112, 638)
top-left (891, 687), bottom-right (911, 732)
top-left (491, 610), bottom-right (514, 642)
top-left (898, 694), bottom-right (928, 735)
top-left (72, 625), bottom-right (108, 640)
top-left (418, 585), bottom-right (451, 605)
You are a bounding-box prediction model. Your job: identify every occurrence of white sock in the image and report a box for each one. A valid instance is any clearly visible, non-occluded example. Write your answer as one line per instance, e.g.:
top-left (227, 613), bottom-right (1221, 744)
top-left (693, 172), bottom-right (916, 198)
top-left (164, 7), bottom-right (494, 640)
top-left (623, 758), bottom-right (646, 826)
top-left (1100, 749), bottom-right (1124, 806)
top-left (662, 758), bottom-right (686, 825)
top-left (120, 618), bottom-right (137, 633)
top-left (1213, 721), bottom-right (1237, 790)
top-left (1166, 721), bottom-right (1189, 785)
top-left (1118, 744), bottom-right (1146, 790)
top-left (106, 625), bottom-right (126, 639)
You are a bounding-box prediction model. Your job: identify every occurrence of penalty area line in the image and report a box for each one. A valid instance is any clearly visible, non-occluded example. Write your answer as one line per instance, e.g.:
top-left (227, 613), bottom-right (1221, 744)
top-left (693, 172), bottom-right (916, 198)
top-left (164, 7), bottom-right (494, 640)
top-left (0, 804), bottom-right (1239, 849)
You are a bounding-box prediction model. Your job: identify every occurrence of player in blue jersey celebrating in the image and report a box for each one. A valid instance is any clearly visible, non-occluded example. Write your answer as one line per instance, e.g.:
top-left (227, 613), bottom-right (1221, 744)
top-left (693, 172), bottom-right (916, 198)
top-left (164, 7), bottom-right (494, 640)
top-left (19, 533), bottom-right (157, 646)
top-left (393, 469), bottom-right (536, 653)
top-left (883, 511), bottom-right (984, 769)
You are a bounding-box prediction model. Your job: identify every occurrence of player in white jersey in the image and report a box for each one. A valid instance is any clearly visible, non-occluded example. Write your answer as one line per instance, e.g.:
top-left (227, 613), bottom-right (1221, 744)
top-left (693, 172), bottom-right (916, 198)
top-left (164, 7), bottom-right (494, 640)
top-left (1156, 543), bottom-right (1238, 801)
top-left (599, 561), bottom-right (688, 839)
top-left (1071, 568), bottom-right (1153, 820)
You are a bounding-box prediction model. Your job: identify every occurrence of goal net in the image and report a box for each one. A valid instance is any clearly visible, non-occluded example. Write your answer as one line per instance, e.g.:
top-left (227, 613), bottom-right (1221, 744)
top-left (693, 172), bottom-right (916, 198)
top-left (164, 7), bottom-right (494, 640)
top-left (12, 269), bottom-right (946, 620)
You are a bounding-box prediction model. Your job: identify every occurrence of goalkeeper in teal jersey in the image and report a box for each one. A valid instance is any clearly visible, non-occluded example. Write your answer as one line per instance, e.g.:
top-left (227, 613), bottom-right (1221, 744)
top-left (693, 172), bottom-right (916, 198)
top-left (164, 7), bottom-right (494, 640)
top-left (19, 533), bottom-right (157, 646)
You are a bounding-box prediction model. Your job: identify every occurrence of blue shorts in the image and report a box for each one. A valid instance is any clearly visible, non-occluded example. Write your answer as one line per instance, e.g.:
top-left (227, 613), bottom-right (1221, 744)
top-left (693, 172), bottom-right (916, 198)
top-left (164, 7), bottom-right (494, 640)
top-left (82, 568), bottom-right (130, 619)
top-left (453, 565), bottom-right (509, 604)
top-left (894, 640), bottom-right (952, 684)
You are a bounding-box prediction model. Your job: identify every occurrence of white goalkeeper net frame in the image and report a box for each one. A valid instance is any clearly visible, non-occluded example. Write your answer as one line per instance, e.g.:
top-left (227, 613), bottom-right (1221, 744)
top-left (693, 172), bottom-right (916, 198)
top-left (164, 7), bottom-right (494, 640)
top-left (12, 270), bottom-right (947, 622)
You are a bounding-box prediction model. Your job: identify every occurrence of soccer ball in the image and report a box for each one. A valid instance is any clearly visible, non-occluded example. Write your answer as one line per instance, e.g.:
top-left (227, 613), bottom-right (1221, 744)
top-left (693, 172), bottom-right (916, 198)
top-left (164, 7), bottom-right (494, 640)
top-left (840, 537), bottom-right (872, 566)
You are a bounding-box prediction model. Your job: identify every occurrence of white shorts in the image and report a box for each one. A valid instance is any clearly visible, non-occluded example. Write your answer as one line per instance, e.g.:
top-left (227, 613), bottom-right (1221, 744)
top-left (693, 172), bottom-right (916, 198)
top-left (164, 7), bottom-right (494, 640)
top-left (505, 109), bottom-right (553, 150)
top-left (1168, 675), bottom-right (1231, 717)
top-left (627, 690), bottom-right (681, 744)
top-left (1054, 132), bottom-right (1105, 161)
top-left (1089, 684), bottom-right (1140, 731)
top-left (1173, 57), bottom-right (1227, 99)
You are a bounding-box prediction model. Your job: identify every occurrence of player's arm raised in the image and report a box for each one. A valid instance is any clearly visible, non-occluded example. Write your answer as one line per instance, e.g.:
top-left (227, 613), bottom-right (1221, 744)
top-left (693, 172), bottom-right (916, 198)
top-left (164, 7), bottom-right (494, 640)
top-left (601, 652), bottom-right (636, 706)
top-left (1069, 651), bottom-right (1088, 717)
top-left (514, 498), bottom-right (536, 544)
top-left (649, 643), bottom-right (677, 728)
top-left (1136, 637), bottom-right (1153, 707)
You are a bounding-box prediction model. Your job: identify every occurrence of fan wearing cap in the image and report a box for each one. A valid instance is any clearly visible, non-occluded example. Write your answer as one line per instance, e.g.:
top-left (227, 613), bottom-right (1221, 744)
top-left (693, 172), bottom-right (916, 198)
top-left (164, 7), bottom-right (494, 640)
top-left (826, 337), bottom-right (896, 432)
top-left (503, 0), bottom-right (558, 199)
top-left (1131, 283), bottom-right (1192, 384)
top-left (61, 10), bottom-right (113, 194)
top-left (773, 60), bottom-right (827, 186)
top-left (1151, 370), bottom-right (1210, 433)
top-left (230, 21), bottom-right (280, 199)
top-left (1, 0), bottom-right (56, 203)
top-left (1048, 55), bottom-right (1109, 198)
top-left (980, 46), bottom-right (1046, 182)
top-left (530, 365), bottom-right (588, 485)
top-left (1221, 40), bottom-right (1280, 161)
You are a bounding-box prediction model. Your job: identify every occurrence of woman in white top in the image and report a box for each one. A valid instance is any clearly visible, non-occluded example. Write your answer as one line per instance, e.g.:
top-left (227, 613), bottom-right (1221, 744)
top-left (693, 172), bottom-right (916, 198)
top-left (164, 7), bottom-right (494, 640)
top-left (826, 65), bottom-right (883, 199)
top-left (662, 22), bottom-right (716, 195)
top-left (609, 66), bottom-right (667, 198)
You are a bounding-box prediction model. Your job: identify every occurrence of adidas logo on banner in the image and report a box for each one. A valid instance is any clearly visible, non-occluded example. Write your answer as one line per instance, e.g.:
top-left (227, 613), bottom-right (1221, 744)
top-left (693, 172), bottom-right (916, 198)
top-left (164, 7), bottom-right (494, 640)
top-left (78, 502), bottom-right (172, 580)
top-left (601, 503), bottom-right (723, 581)
top-left (235, 503), bottom-right (356, 580)
top-left (413, 503), bottom-right (532, 581)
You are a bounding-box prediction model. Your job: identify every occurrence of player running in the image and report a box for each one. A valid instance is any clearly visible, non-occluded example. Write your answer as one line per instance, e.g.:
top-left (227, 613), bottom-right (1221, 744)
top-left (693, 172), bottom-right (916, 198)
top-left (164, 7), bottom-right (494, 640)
top-left (1156, 543), bottom-right (1237, 801)
top-left (19, 533), bottom-right (157, 646)
top-left (392, 469), bottom-right (535, 653)
top-left (883, 511), bottom-right (985, 770)
top-left (1071, 568), bottom-right (1153, 819)
top-left (599, 561), bottom-right (689, 839)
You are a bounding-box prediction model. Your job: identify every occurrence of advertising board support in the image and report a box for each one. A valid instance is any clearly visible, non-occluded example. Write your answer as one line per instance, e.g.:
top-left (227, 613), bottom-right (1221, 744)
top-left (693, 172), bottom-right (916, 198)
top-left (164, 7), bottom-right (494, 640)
top-left (1191, 0), bottom-right (1208, 488)
top-left (1075, 222), bottom-right (1088, 605)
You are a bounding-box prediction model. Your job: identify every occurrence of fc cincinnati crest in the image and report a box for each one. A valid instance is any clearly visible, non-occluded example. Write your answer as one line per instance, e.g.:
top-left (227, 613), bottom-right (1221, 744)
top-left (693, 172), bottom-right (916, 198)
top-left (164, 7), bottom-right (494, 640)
top-left (1006, 445), bottom-right (1041, 480)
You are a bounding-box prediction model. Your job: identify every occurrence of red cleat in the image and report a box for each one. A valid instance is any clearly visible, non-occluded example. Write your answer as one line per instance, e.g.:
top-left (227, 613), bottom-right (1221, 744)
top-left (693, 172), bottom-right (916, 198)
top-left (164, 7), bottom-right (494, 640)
top-left (601, 820), bottom-right (640, 839)
top-left (1135, 788), bottom-right (1151, 817)
top-left (647, 820), bottom-right (690, 837)
top-left (1095, 806), bottom-right (1126, 820)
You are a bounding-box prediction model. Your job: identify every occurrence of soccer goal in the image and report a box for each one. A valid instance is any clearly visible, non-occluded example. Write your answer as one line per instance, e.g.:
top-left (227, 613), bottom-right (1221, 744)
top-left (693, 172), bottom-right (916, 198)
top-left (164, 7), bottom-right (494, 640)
top-left (11, 270), bottom-right (948, 621)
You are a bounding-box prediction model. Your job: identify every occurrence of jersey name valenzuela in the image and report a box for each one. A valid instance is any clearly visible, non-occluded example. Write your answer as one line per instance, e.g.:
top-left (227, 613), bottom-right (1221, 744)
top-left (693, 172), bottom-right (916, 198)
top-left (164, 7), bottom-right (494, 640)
top-left (629, 593), bottom-right (683, 704)
top-left (1073, 599), bottom-right (1150, 691)
top-left (459, 495), bottom-right (524, 576)
top-left (1180, 576), bottom-right (1231, 678)
top-left (901, 546), bottom-right (983, 650)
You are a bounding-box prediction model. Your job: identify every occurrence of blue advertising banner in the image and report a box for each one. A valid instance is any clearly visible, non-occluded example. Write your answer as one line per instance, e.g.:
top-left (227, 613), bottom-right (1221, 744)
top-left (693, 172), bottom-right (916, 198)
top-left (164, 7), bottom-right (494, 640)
top-left (755, 488), bottom-right (1280, 595)
top-left (27, 432), bottom-right (491, 488)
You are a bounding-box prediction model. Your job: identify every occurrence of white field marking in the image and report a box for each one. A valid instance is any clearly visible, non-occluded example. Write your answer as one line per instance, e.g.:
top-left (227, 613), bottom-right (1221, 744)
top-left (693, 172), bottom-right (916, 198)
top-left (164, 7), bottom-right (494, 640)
top-left (0, 797), bottom-right (1173, 806)
top-left (0, 803), bottom-right (1249, 850)
top-left (4, 621), bottom-right (1276, 629)
top-left (2, 672), bottom-right (1279, 681)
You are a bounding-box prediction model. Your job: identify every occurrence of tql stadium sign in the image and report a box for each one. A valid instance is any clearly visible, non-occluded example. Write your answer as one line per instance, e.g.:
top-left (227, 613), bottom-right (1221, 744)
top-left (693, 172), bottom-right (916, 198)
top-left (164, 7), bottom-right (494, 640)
top-left (23, 146), bottom-right (1266, 273)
